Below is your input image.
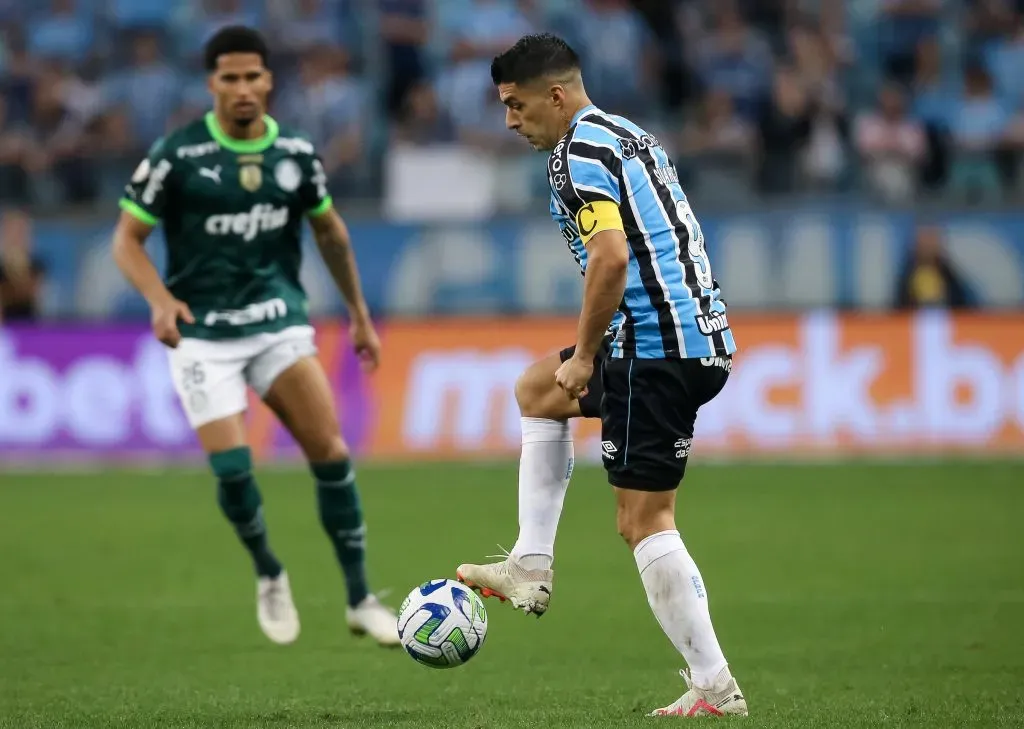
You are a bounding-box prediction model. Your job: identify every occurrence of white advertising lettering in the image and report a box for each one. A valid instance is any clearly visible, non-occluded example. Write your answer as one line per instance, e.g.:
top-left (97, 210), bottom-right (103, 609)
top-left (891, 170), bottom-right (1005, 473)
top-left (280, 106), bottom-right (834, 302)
top-left (141, 159), bottom-right (172, 204)
top-left (203, 298), bottom-right (289, 327)
top-left (204, 204), bottom-right (289, 241)
top-left (403, 351), bottom-right (528, 448)
top-left (0, 335), bottom-right (191, 447)
top-left (699, 312), bottom-right (1024, 448)
top-left (392, 313), bottom-right (1024, 457)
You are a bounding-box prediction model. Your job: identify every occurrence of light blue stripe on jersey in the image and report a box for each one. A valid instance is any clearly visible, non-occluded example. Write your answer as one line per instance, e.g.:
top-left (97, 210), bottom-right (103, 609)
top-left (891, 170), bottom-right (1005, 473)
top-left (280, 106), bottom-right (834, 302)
top-left (547, 174), bottom-right (625, 340)
top-left (566, 120), bottom-right (662, 357)
top-left (577, 116), bottom-right (685, 358)
top-left (582, 111), bottom-right (736, 359)
top-left (565, 156), bottom-right (619, 204)
top-left (549, 194), bottom-right (588, 272)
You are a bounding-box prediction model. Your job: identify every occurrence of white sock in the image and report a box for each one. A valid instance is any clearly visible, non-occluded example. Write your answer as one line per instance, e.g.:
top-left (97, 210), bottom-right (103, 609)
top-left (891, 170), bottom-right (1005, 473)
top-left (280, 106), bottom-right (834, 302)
top-left (634, 530), bottom-right (731, 691)
top-left (510, 417), bottom-right (573, 570)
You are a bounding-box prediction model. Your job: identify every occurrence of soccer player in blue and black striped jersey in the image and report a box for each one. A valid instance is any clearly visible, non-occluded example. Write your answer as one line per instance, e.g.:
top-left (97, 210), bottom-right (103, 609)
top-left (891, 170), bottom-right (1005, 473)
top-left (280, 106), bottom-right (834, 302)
top-left (457, 34), bottom-right (746, 717)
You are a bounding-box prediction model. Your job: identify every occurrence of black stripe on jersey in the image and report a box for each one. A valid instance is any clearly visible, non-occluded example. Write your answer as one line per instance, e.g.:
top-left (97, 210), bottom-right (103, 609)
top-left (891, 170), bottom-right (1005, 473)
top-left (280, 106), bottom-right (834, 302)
top-left (552, 124), bottom-right (640, 354)
top-left (551, 169), bottom-right (636, 356)
top-left (580, 115), bottom-right (683, 357)
top-left (566, 138), bottom-right (622, 190)
top-left (613, 185), bottom-right (668, 356)
top-left (617, 300), bottom-right (637, 358)
top-left (549, 129), bottom-right (586, 217)
top-left (584, 114), bottom-right (728, 357)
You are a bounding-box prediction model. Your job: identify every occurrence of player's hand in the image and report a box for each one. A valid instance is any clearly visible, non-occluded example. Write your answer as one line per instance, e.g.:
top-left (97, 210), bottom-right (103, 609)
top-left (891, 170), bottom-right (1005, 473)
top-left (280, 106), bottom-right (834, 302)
top-left (555, 355), bottom-right (593, 401)
top-left (150, 296), bottom-right (194, 349)
top-left (350, 318), bottom-right (381, 373)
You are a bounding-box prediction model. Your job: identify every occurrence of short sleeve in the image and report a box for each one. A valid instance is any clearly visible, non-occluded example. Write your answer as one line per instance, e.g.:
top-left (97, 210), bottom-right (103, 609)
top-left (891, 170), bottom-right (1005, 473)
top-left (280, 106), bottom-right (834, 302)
top-left (566, 140), bottom-right (621, 205)
top-left (298, 150), bottom-right (333, 218)
top-left (549, 126), bottom-right (625, 245)
top-left (119, 138), bottom-right (176, 226)
top-left (548, 129), bottom-right (623, 217)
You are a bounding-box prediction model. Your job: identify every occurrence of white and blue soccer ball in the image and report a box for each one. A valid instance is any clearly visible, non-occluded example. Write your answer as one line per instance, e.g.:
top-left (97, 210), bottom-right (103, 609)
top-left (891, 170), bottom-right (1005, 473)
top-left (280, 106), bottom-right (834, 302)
top-left (397, 579), bottom-right (488, 668)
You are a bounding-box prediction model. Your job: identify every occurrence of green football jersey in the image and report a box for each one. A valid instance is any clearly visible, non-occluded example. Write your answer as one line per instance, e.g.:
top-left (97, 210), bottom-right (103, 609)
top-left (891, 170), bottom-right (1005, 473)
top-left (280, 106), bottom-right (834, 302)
top-left (120, 112), bottom-right (333, 340)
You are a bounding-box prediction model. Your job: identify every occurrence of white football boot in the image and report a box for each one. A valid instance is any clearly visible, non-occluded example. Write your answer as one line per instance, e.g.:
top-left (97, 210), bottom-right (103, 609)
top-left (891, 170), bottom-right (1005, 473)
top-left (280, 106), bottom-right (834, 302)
top-left (257, 571), bottom-right (300, 645)
top-left (346, 594), bottom-right (401, 647)
top-left (649, 668), bottom-right (748, 717)
top-left (456, 551), bottom-right (553, 617)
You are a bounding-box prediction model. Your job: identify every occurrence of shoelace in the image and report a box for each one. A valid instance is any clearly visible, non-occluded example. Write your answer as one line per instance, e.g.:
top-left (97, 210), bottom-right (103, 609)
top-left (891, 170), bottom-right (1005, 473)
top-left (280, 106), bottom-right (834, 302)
top-left (261, 583), bottom-right (287, 621)
top-left (654, 670), bottom-right (695, 713)
top-left (483, 544), bottom-right (512, 562)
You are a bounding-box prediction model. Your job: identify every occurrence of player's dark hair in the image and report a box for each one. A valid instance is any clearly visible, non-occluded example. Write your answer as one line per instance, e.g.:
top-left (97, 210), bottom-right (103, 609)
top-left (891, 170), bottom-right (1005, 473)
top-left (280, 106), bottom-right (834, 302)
top-left (204, 25), bottom-right (269, 72)
top-left (490, 33), bottom-right (580, 86)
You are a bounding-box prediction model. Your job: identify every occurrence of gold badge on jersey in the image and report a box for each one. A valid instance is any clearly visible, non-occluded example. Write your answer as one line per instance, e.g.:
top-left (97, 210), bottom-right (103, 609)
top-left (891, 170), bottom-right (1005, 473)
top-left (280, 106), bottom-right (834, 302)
top-left (237, 155), bottom-right (263, 192)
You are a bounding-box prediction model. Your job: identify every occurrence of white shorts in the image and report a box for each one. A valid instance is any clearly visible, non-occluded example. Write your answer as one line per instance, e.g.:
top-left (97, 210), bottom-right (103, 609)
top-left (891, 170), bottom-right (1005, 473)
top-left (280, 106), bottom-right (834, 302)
top-left (167, 325), bottom-right (318, 429)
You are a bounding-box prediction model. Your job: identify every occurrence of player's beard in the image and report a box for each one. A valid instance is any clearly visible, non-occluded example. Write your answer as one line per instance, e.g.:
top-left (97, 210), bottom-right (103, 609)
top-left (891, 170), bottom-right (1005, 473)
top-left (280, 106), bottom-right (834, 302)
top-left (230, 100), bottom-right (262, 127)
top-left (532, 137), bottom-right (555, 153)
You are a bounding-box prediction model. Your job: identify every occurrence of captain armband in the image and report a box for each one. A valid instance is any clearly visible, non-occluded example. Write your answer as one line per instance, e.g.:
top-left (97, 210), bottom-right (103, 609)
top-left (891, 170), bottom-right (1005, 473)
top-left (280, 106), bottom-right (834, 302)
top-left (575, 200), bottom-right (623, 245)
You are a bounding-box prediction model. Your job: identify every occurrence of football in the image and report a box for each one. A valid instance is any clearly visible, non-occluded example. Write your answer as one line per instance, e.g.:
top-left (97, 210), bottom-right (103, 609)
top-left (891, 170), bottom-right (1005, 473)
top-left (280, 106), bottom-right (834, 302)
top-left (397, 579), bottom-right (488, 668)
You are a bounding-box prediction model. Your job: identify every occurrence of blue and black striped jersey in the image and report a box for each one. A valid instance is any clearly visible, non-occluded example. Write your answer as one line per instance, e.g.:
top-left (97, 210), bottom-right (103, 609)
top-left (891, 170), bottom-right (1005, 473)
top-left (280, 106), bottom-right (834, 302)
top-left (548, 105), bottom-right (736, 360)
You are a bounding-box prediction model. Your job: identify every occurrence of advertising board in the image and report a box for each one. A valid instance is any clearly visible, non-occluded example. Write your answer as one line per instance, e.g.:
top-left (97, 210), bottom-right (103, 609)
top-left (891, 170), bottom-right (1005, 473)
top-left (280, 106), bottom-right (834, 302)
top-left (2, 313), bottom-right (1022, 463)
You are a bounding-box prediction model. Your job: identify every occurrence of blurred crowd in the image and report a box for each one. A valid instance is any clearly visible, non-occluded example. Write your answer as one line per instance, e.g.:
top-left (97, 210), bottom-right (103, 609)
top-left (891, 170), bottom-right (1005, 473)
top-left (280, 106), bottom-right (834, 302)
top-left (2, 0), bottom-right (996, 321)
top-left (2, 0), bottom-right (1024, 209)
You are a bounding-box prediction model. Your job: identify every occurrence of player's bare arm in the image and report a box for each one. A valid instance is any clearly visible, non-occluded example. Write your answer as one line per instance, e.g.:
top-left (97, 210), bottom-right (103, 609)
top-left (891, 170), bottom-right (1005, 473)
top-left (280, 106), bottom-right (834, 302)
top-left (574, 228), bottom-right (628, 359)
top-left (111, 211), bottom-right (194, 348)
top-left (555, 226), bottom-right (627, 400)
top-left (308, 208), bottom-right (381, 371)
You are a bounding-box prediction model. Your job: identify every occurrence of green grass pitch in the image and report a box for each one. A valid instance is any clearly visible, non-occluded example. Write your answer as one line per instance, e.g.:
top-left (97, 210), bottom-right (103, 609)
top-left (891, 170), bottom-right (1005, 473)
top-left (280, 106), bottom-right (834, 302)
top-left (1, 462), bottom-right (1022, 728)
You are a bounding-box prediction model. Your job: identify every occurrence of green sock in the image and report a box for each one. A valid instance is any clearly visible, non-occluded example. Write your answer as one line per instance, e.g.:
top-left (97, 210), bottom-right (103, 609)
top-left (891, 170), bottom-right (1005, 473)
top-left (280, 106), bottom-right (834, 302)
top-left (313, 460), bottom-right (369, 608)
top-left (210, 447), bottom-right (282, 579)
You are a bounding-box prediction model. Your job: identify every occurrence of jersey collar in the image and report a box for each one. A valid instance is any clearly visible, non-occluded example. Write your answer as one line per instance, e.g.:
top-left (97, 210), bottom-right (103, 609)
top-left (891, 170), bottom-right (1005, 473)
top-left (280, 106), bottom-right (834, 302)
top-left (570, 104), bottom-right (598, 127)
top-left (204, 112), bottom-right (280, 153)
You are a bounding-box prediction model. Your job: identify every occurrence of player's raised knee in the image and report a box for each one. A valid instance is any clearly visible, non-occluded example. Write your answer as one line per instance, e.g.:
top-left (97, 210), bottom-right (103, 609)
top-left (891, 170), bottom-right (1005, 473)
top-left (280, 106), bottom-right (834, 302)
top-left (514, 368), bottom-right (548, 418)
top-left (515, 356), bottom-right (577, 420)
top-left (303, 434), bottom-right (350, 464)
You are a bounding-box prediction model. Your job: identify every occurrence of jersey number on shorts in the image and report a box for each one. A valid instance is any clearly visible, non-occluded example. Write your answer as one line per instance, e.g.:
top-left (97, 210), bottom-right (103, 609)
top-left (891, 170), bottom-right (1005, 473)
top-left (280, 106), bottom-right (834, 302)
top-left (181, 362), bottom-right (206, 388)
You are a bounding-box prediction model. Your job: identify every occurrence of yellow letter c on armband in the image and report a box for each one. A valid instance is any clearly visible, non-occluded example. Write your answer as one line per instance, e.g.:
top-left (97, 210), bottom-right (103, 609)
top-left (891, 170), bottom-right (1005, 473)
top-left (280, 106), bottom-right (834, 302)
top-left (575, 200), bottom-right (623, 244)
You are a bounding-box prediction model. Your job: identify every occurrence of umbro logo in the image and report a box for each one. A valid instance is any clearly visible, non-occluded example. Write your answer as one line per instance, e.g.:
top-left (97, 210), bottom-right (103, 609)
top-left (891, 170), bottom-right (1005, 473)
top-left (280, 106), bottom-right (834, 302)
top-left (601, 440), bottom-right (618, 460)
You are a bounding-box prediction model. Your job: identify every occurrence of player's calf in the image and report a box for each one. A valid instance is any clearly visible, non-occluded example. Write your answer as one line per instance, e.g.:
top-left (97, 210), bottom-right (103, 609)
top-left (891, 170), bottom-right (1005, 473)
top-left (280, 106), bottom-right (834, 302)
top-left (617, 489), bottom-right (741, 711)
top-left (311, 459), bottom-right (367, 605)
top-left (507, 352), bottom-right (583, 574)
top-left (210, 445), bottom-right (283, 580)
top-left (311, 458), bottom-right (399, 646)
top-left (615, 487), bottom-right (679, 551)
top-left (262, 357), bottom-right (398, 644)
top-left (209, 444), bottom-right (298, 645)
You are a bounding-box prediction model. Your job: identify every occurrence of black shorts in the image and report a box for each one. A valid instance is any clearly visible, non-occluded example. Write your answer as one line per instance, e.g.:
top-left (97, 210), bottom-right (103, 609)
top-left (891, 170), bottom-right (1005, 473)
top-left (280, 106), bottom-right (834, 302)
top-left (600, 355), bottom-right (731, 492)
top-left (559, 336), bottom-right (612, 419)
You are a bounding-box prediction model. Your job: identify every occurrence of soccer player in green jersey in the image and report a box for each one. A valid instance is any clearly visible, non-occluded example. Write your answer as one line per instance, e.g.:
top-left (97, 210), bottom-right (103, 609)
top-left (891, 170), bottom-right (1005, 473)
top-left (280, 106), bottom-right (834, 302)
top-left (112, 26), bottom-right (398, 647)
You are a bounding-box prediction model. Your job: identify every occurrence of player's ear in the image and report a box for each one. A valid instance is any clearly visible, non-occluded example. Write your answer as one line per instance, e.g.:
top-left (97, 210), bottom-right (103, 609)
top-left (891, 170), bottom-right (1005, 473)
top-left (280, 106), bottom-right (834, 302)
top-left (549, 83), bottom-right (566, 108)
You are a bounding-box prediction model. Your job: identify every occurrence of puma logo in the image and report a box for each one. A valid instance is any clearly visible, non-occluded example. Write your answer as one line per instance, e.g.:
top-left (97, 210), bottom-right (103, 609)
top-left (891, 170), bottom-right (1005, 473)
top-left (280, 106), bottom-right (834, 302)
top-left (199, 165), bottom-right (222, 184)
